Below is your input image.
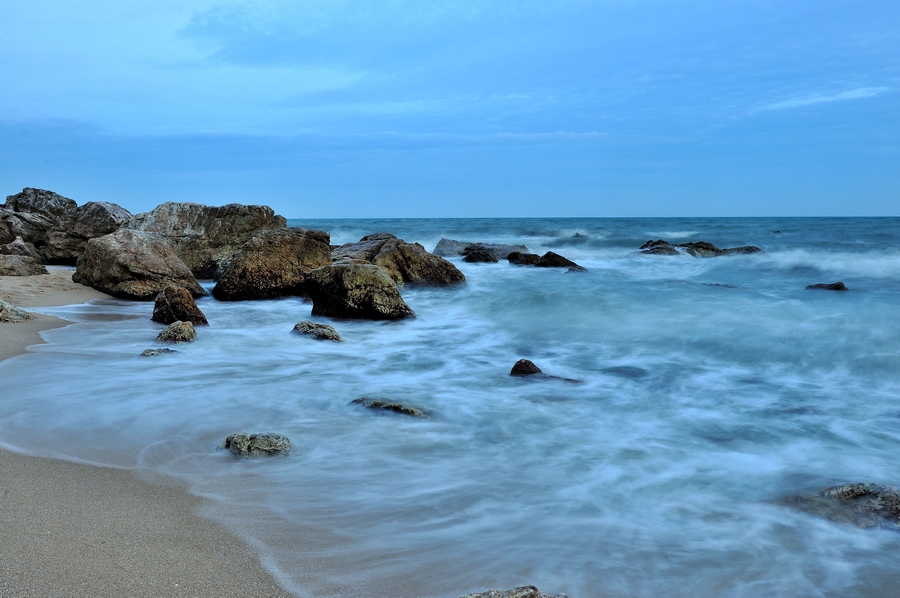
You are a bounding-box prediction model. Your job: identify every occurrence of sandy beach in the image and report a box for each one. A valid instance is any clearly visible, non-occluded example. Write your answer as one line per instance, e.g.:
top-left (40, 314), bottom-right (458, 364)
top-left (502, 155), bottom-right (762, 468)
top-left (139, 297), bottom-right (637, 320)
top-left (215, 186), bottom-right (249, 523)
top-left (0, 270), bottom-right (291, 597)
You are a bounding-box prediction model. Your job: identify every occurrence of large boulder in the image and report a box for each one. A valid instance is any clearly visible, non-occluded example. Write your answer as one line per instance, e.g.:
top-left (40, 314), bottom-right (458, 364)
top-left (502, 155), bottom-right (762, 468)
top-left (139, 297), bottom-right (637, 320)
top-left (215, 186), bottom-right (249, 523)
top-left (372, 239), bottom-right (465, 286)
top-left (4, 187), bottom-right (76, 218)
top-left (785, 482), bottom-right (900, 530)
top-left (43, 201), bottom-right (132, 264)
top-left (73, 229), bottom-right (206, 300)
top-left (0, 188), bottom-right (76, 248)
top-left (303, 264), bottom-right (415, 320)
top-left (459, 586), bottom-right (568, 598)
top-left (152, 286), bottom-right (209, 325)
top-left (0, 255), bottom-right (47, 276)
top-left (0, 236), bottom-right (43, 262)
top-left (127, 202), bottom-right (287, 278)
top-left (156, 320), bottom-right (197, 343)
top-left (211, 228), bottom-right (332, 301)
top-left (224, 433), bottom-right (292, 458)
top-left (0, 299), bottom-right (34, 323)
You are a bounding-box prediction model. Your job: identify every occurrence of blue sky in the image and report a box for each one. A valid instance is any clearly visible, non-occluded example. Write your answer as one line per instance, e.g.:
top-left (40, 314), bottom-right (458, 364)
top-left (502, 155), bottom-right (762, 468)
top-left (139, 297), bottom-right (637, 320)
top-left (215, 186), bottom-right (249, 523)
top-left (1, 0), bottom-right (897, 217)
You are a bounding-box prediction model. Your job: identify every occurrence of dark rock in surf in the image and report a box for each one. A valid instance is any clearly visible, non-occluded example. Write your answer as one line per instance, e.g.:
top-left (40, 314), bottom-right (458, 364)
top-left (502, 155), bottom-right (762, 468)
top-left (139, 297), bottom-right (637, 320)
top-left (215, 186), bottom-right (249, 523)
top-left (806, 282), bottom-right (848, 291)
top-left (303, 264), bottom-right (415, 320)
top-left (785, 482), bottom-right (900, 530)
top-left (212, 228), bottom-right (332, 301)
top-left (534, 251), bottom-right (585, 271)
top-left (511, 359), bottom-right (543, 376)
top-left (639, 239), bottom-right (763, 258)
top-left (0, 236), bottom-right (43, 262)
top-left (156, 320), bottom-right (197, 343)
top-left (141, 348), bottom-right (178, 356)
top-left (292, 321), bottom-right (343, 342)
top-left (224, 433), bottom-right (293, 458)
top-left (152, 286), bottom-right (209, 326)
top-left (464, 249), bottom-right (498, 263)
top-left (0, 299), bottom-right (34, 323)
top-left (458, 585), bottom-right (568, 598)
top-left (372, 238), bottom-right (466, 286)
top-left (638, 239), bottom-right (680, 255)
top-left (0, 254), bottom-right (47, 276)
top-left (351, 397), bottom-right (430, 418)
top-left (507, 251), bottom-right (541, 265)
top-left (432, 238), bottom-right (529, 261)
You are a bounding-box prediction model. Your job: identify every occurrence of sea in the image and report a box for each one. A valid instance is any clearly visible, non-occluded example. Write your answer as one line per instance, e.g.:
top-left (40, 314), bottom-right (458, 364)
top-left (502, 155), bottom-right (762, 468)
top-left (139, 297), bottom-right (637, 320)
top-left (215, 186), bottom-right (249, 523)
top-left (2, 217), bottom-right (900, 597)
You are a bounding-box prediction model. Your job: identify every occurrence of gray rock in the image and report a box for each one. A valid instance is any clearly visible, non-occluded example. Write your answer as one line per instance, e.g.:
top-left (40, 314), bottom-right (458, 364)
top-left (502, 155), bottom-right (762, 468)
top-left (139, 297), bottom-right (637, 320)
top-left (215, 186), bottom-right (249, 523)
top-left (303, 264), bottom-right (415, 320)
top-left (156, 320), bottom-right (197, 343)
top-left (152, 286), bottom-right (209, 325)
top-left (43, 201), bottom-right (132, 265)
top-left (212, 228), bottom-right (332, 301)
top-left (458, 586), bottom-right (568, 598)
top-left (292, 321), bottom-right (343, 342)
top-left (4, 187), bottom-right (76, 218)
top-left (351, 397), bottom-right (430, 418)
top-left (224, 433), bottom-right (292, 458)
top-left (332, 233), bottom-right (397, 263)
top-left (0, 236), bottom-right (43, 262)
top-left (128, 202), bottom-right (287, 278)
top-left (0, 255), bottom-right (48, 276)
top-left (0, 299), bottom-right (34, 323)
top-left (806, 282), bottom-right (849, 291)
top-left (73, 229), bottom-right (206, 300)
top-left (372, 238), bottom-right (466, 286)
top-left (786, 482), bottom-right (900, 530)
top-left (141, 348), bottom-right (178, 356)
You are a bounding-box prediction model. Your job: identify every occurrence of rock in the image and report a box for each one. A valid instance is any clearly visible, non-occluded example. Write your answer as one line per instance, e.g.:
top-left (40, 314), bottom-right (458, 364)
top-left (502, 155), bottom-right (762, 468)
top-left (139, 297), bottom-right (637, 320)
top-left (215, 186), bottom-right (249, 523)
top-left (0, 188), bottom-right (77, 248)
top-left (141, 348), bottom-right (178, 356)
top-left (463, 249), bottom-right (498, 263)
top-left (4, 187), bottom-right (76, 218)
top-left (639, 239), bottom-right (763, 258)
top-left (432, 238), bottom-right (529, 260)
top-left (534, 251), bottom-right (585, 271)
top-left (332, 233), bottom-right (398, 263)
top-left (638, 239), bottom-right (680, 255)
top-left (786, 482), bottom-right (900, 530)
top-left (507, 251), bottom-right (541, 265)
top-left (0, 299), bottom-right (34, 323)
top-left (303, 264), bottom-right (415, 320)
top-left (372, 239), bottom-right (466, 286)
top-left (224, 433), bottom-right (292, 458)
top-left (721, 245), bottom-right (764, 256)
top-left (127, 202), bottom-right (288, 278)
top-left (43, 201), bottom-right (133, 265)
top-left (73, 229), bottom-right (206, 300)
top-left (510, 359), bottom-right (543, 376)
top-left (152, 286), bottom-right (209, 325)
top-left (351, 397), bottom-right (430, 418)
top-left (156, 320), bottom-right (197, 343)
top-left (458, 586), bottom-right (568, 598)
top-left (806, 282), bottom-right (849, 291)
top-left (0, 236), bottom-right (43, 262)
top-left (292, 321), bottom-right (343, 342)
top-left (0, 255), bottom-right (48, 276)
top-left (211, 228), bottom-right (332, 301)
top-left (431, 238), bottom-right (468, 256)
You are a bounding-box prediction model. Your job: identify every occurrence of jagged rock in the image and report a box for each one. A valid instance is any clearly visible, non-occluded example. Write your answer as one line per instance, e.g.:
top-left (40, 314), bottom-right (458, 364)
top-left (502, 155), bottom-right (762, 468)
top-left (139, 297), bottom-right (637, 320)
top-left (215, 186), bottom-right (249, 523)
top-left (211, 228), bottom-right (332, 301)
top-left (152, 286), bottom-right (209, 325)
top-left (303, 264), bottom-right (415, 320)
top-left (463, 249), bottom-right (498, 263)
top-left (639, 239), bottom-right (763, 258)
top-left (0, 236), bottom-right (43, 262)
top-left (510, 359), bottom-right (543, 376)
top-left (141, 348), bottom-right (178, 356)
top-left (785, 482), bottom-right (900, 530)
top-left (332, 233), bottom-right (397, 263)
top-left (534, 251), bottom-right (585, 271)
top-left (806, 282), bottom-right (848, 291)
top-left (43, 201), bottom-right (132, 264)
top-left (0, 188), bottom-right (76, 248)
top-left (0, 255), bottom-right (47, 276)
top-left (507, 251), bottom-right (541, 265)
top-left (432, 238), bottom-right (529, 260)
top-left (156, 320), bottom-right (196, 343)
top-left (292, 321), bottom-right (343, 341)
top-left (458, 586), bottom-right (568, 598)
top-left (224, 433), bottom-right (292, 458)
top-left (4, 187), bottom-right (76, 218)
top-left (351, 397), bottom-right (430, 418)
top-left (127, 202), bottom-right (287, 278)
top-left (373, 238), bottom-right (466, 286)
top-left (0, 299), bottom-right (34, 322)
top-left (73, 229), bottom-right (206, 300)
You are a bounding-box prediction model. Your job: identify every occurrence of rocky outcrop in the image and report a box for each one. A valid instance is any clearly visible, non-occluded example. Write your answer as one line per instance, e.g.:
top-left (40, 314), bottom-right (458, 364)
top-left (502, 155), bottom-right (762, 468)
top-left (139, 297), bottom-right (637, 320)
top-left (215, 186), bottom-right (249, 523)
top-left (224, 433), bottom-right (292, 458)
top-left (1, 188), bottom-right (77, 248)
top-left (432, 238), bottom-right (529, 260)
top-left (152, 286), bottom-right (209, 325)
top-left (0, 300), bottom-right (34, 323)
top-left (141, 348), bottom-right (178, 356)
top-left (510, 359), bottom-right (582, 383)
top-left (459, 586), bottom-right (568, 598)
top-left (463, 249), bottom-right (498, 263)
top-left (292, 321), bottom-right (343, 341)
top-left (127, 202), bottom-right (287, 278)
top-left (211, 228), bottom-right (332, 301)
top-left (785, 482), bottom-right (900, 530)
top-left (0, 255), bottom-right (47, 276)
top-left (332, 233), bottom-right (397, 263)
top-left (73, 229), bottom-right (206, 300)
top-left (639, 239), bottom-right (763, 257)
top-left (507, 251), bottom-right (540, 265)
top-left (534, 251), bottom-right (585, 271)
top-left (303, 264), bottom-right (415, 320)
top-left (0, 236), bottom-right (43, 262)
top-left (806, 282), bottom-right (848, 291)
top-left (333, 234), bottom-right (465, 286)
top-left (156, 321), bottom-right (197, 343)
top-left (43, 201), bottom-right (132, 264)
top-left (351, 397), bottom-right (430, 418)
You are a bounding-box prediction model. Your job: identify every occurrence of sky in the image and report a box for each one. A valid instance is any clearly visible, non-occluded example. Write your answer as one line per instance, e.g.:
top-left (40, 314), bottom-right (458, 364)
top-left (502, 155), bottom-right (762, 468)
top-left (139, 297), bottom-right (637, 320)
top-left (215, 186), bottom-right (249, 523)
top-left (1, 0), bottom-right (898, 217)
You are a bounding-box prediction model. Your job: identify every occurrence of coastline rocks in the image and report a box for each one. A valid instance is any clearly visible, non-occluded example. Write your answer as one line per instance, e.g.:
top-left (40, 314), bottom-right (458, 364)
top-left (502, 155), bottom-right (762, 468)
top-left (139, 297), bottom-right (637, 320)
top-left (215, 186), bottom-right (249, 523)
top-left (1, 188), bottom-right (77, 248)
top-left (0, 299), bottom-right (34, 323)
top-left (806, 282), bottom-right (849, 291)
top-left (333, 234), bottom-right (466, 286)
top-left (463, 249), bottom-right (498, 263)
top-left (157, 321), bottom-right (197, 343)
top-left (0, 236), bottom-right (44, 262)
top-left (433, 238), bottom-right (529, 261)
top-left (786, 482), bottom-right (900, 530)
top-left (0, 254), bottom-right (47, 276)
top-left (507, 251), bottom-right (541, 265)
top-left (534, 251), bottom-right (585, 271)
top-left (212, 228), bottom-right (332, 301)
top-left (292, 321), bottom-right (343, 342)
top-left (74, 229), bottom-right (206, 300)
top-left (351, 397), bottom-right (430, 418)
top-left (43, 201), bottom-right (133, 264)
top-left (127, 202), bottom-right (287, 278)
top-left (224, 433), bottom-right (293, 458)
top-left (639, 239), bottom-right (763, 258)
top-left (303, 264), bottom-right (415, 320)
top-left (141, 348), bottom-right (178, 356)
top-left (152, 286), bottom-right (209, 326)
top-left (510, 359), bottom-right (582, 383)
top-left (459, 586), bottom-right (568, 598)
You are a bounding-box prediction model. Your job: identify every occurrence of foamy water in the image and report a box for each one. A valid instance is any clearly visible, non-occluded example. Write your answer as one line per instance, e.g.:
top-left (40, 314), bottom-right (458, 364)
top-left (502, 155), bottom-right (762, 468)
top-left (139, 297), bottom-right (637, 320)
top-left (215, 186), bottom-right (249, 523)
top-left (3, 217), bottom-right (900, 597)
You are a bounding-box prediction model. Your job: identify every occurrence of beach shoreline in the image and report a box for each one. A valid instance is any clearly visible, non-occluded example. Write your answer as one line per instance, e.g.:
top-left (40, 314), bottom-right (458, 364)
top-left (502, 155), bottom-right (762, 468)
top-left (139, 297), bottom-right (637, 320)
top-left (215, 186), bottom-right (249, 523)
top-left (0, 270), bottom-right (291, 597)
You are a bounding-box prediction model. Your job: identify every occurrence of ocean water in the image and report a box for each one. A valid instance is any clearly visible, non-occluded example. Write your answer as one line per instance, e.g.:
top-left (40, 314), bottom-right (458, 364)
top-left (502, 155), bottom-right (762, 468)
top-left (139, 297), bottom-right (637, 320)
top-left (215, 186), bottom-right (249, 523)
top-left (3, 217), bottom-right (900, 597)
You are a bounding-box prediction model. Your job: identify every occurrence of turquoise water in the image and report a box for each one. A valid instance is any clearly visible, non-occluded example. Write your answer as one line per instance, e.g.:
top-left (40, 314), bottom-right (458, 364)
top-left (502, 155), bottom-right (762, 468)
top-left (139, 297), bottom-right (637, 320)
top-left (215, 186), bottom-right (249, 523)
top-left (2, 218), bottom-right (900, 597)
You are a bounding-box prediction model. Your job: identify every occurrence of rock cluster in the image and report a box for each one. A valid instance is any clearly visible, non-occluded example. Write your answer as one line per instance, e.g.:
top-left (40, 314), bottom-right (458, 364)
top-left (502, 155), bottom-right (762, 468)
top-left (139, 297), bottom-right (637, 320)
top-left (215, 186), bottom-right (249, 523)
top-left (152, 286), bottom-right (209, 325)
top-left (292, 321), bottom-right (343, 342)
top-left (224, 433), bottom-right (293, 457)
top-left (0, 299), bottom-right (34, 323)
top-left (639, 239), bottom-right (763, 257)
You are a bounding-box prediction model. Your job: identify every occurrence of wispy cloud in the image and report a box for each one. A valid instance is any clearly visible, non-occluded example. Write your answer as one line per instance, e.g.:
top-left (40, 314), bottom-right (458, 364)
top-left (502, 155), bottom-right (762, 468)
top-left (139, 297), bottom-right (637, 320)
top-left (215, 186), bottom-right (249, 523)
top-left (760, 87), bottom-right (889, 111)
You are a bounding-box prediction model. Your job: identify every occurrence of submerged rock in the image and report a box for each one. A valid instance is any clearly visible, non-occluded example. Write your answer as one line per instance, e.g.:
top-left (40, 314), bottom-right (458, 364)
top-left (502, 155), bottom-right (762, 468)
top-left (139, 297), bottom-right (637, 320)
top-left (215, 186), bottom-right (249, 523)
top-left (152, 286), bottom-right (209, 325)
top-left (351, 397), bottom-right (430, 418)
top-left (0, 299), bottom-right (34, 323)
top-left (224, 433), bottom-right (293, 458)
top-left (0, 254), bottom-right (47, 276)
top-left (303, 264), bottom-right (415, 320)
top-left (292, 321), bottom-right (343, 342)
top-left (785, 482), bottom-right (900, 530)
top-left (464, 249), bottom-right (498, 263)
top-left (458, 586), bottom-right (568, 598)
top-left (510, 359), bottom-right (582, 383)
top-left (806, 282), bottom-right (849, 291)
top-left (156, 320), bottom-right (197, 343)
top-left (639, 239), bottom-right (763, 258)
top-left (141, 348), bottom-right (178, 356)
top-left (534, 251), bottom-right (585, 271)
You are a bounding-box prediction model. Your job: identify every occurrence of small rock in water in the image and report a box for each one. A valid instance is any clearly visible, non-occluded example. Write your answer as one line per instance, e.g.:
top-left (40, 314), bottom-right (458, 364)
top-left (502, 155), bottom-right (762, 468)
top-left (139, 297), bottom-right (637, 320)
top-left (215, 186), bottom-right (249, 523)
top-left (510, 359), bottom-right (543, 376)
top-left (785, 482), bottom-right (900, 530)
top-left (534, 251), bottom-right (586, 271)
top-left (507, 251), bottom-right (541, 265)
top-left (464, 249), bottom-right (499, 263)
top-left (351, 397), bottom-right (430, 418)
top-left (0, 299), bottom-right (34, 323)
top-left (806, 282), bottom-right (849, 291)
top-left (292, 321), bottom-right (343, 341)
top-left (458, 586), bottom-right (568, 598)
top-left (224, 433), bottom-right (293, 457)
top-left (152, 285), bottom-right (209, 326)
top-left (157, 320), bottom-right (197, 343)
top-left (141, 348), bottom-right (178, 356)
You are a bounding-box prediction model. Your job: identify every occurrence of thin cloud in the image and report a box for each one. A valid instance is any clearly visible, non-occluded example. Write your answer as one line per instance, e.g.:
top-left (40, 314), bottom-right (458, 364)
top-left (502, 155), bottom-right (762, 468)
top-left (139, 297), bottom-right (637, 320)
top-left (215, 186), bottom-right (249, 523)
top-left (761, 87), bottom-right (889, 111)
